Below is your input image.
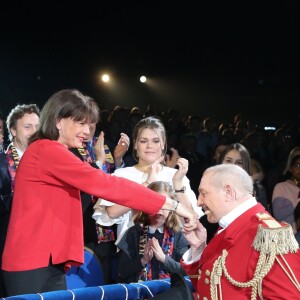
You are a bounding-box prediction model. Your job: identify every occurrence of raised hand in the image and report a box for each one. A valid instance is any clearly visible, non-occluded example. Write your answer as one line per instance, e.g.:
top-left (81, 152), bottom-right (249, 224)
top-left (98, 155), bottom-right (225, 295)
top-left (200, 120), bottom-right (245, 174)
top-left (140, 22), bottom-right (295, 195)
top-left (141, 239), bottom-right (154, 266)
top-left (182, 220), bottom-right (207, 250)
top-left (150, 237), bottom-right (166, 263)
top-left (145, 155), bottom-right (165, 183)
top-left (173, 157), bottom-right (189, 188)
top-left (173, 201), bottom-right (198, 231)
top-left (166, 147), bottom-right (180, 168)
top-left (113, 132), bottom-right (130, 167)
top-left (94, 131), bottom-right (106, 164)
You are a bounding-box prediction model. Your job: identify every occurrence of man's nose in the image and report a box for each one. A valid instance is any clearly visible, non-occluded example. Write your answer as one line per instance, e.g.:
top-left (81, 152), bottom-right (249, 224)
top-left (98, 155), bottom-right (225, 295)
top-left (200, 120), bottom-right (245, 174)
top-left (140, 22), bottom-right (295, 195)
top-left (197, 195), bottom-right (204, 207)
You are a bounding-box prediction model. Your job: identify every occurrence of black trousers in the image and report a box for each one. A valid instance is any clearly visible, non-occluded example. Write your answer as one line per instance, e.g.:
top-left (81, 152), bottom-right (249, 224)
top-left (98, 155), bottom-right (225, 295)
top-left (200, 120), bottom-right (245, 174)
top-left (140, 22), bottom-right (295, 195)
top-left (3, 261), bottom-right (66, 297)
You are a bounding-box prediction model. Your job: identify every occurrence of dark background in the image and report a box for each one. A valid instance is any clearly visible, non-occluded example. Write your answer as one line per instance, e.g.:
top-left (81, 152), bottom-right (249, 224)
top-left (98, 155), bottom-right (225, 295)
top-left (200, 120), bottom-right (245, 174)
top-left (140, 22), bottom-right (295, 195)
top-left (1, 1), bottom-right (299, 126)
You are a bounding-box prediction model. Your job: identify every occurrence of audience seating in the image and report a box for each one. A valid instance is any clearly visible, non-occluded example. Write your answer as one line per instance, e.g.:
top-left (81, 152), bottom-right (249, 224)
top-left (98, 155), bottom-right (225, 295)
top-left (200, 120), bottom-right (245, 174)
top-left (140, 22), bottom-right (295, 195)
top-left (65, 246), bottom-right (104, 289)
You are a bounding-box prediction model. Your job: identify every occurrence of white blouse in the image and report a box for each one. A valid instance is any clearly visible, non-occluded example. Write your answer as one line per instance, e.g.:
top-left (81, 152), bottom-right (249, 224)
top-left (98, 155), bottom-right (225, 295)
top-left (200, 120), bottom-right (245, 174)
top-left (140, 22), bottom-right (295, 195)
top-left (93, 165), bottom-right (204, 245)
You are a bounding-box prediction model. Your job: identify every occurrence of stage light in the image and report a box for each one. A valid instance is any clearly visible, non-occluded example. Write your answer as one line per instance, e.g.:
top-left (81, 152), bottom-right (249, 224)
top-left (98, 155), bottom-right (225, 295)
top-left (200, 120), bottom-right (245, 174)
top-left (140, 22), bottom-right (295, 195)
top-left (101, 74), bottom-right (110, 82)
top-left (140, 76), bottom-right (147, 83)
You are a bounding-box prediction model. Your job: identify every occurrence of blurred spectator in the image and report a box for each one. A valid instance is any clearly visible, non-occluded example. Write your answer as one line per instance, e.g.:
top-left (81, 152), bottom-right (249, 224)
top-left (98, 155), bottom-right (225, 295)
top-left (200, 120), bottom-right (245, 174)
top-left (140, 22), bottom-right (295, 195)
top-left (0, 112), bottom-right (5, 152)
top-left (179, 134), bottom-right (207, 196)
top-left (218, 143), bottom-right (269, 211)
top-left (266, 146), bottom-right (300, 203)
top-left (250, 158), bottom-right (270, 212)
top-left (272, 154), bottom-right (300, 233)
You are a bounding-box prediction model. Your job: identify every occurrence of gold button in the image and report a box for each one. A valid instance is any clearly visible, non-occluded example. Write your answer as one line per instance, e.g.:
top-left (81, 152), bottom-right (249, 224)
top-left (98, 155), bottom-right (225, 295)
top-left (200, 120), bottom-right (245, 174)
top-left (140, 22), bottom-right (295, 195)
top-left (205, 270), bottom-right (210, 276)
top-left (203, 297), bottom-right (208, 300)
top-left (205, 278), bottom-right (210, 284)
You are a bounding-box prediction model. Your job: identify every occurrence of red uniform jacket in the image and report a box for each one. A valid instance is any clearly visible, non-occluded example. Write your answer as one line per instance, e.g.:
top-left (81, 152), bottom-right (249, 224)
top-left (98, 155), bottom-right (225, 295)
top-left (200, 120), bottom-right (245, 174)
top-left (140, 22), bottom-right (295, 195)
top-left (181, 204), bottom-right (300, 299)
top-left (2, 140), bottom-right (165, 271)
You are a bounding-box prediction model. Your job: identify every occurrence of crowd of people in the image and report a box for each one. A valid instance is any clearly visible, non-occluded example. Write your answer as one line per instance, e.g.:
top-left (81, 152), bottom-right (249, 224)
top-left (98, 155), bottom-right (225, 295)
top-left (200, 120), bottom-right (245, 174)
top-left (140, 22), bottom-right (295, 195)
top-left (0, 89), bottom-right (299, 299)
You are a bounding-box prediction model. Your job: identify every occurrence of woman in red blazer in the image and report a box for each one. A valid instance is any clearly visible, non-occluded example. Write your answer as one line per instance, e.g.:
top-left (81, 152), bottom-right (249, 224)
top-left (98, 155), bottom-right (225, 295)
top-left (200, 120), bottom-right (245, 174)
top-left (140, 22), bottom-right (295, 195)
top-left (2, 89), bottom-right (197, 297)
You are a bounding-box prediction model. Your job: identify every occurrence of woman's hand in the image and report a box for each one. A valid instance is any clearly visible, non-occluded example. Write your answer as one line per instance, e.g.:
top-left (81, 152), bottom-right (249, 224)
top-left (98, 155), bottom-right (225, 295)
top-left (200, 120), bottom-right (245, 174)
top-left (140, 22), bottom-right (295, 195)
top-left (166, 147), bottom-right (180, 168)
top-left (174, 202), bottom-right (198, 231)
top-left (94, 131), bottom-right (106, 163)
top-left (114, 133), bottom-right (130, 167)
top-left (145, 156), bottom-right (165, 184)
top-left (162, 198), bottom-right (197, 230)
top-left (173, 157), bottom-right (189, 188)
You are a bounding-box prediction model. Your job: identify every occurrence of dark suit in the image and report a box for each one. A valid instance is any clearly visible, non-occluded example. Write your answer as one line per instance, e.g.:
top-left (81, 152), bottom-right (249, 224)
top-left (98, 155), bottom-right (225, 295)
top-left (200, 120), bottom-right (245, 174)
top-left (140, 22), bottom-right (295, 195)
top-left (69, 148), bottom-right (99, 245)
top-left (0, 152), bottom-right (12, 297)
top-left (69, 147), bottom-right (117, 284)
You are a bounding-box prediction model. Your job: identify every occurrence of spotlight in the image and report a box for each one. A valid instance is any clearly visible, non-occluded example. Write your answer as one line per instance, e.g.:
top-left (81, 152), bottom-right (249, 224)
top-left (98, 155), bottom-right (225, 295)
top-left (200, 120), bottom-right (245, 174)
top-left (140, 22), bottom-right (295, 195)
top-left (101, 74), bottom-right (110, 82)
top-left (140, 76), bottom-right (147, 83)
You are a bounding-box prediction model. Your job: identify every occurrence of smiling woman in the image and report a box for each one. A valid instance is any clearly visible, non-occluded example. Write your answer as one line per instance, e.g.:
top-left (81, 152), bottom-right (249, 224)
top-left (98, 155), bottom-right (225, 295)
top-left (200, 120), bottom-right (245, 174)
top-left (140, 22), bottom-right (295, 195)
top-left (1, 89), bottom-right (197, 297)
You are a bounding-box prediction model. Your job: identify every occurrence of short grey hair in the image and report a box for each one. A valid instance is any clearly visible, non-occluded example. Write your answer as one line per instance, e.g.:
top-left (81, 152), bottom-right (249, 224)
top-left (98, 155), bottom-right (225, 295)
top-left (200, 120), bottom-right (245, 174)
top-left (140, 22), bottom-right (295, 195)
top-left (204, 164), bottom-right (253, 195)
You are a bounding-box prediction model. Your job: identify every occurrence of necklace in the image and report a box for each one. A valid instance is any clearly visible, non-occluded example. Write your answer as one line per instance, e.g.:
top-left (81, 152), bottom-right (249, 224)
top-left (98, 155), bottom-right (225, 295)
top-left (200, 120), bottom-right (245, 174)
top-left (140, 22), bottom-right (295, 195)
top-left (291, 177), bottom-right (300, 188)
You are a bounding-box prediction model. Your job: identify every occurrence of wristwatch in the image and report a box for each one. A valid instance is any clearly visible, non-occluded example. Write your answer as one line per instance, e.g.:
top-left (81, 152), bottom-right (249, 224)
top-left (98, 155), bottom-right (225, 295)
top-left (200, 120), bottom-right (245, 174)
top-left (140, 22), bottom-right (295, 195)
top-left (174, 186), bottom-right (186, 193)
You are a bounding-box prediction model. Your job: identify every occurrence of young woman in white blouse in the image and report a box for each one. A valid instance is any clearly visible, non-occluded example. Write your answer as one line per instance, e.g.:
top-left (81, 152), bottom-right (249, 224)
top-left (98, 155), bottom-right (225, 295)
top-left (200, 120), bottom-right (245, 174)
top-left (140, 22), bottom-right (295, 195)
top-left (93, 116), bottom-right (204, 244)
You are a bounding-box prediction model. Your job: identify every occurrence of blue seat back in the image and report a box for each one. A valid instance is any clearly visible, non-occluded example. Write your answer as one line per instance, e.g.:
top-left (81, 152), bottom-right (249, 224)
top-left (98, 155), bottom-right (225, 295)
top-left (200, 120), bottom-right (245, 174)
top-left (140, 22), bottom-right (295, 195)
top-left (65, 246), bottom-right (104, 289)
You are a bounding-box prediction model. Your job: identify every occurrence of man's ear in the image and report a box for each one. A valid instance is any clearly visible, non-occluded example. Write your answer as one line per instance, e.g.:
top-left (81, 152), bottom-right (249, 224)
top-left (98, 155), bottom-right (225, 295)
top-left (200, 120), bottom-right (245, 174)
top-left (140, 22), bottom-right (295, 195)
top-left (10, 128), bottom-right (16, 138)
top-left (224, 184), bottom-right (235, 201)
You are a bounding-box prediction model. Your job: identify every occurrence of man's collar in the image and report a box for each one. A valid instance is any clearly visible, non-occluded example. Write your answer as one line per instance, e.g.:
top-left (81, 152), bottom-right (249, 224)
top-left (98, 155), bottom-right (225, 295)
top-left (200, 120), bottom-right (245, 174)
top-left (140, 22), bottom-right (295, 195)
top-left (218, 197), bottom-right (257, 230)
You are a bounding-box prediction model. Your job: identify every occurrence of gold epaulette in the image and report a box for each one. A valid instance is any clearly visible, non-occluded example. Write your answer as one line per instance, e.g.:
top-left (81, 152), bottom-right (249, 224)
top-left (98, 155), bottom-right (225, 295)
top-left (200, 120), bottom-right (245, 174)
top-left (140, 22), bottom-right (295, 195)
top-left (252, 212), bottom-right (299, 255)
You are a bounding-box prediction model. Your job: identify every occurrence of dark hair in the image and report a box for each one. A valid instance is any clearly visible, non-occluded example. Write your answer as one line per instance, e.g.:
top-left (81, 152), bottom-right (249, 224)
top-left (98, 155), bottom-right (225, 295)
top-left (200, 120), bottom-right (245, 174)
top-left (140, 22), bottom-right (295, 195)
top-left (30, 89), bottom-right (99, 144)
top-left (218, 142), bottom-right (251, 174)
top-left (133, 181), bottom-right (181, 233)
top-left (283, 147), bottom-right (300, 175)
top-left (132, 116), bottom-right (167, 162)
top-left (6, 104), bottom-right (40, 142)
top-left (290, 154), bottom-right (300, 170)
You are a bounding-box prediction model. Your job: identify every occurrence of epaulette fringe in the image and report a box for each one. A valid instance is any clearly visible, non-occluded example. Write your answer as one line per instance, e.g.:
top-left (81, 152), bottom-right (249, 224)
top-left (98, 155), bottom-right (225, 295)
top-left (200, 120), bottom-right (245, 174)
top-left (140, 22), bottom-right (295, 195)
top-left (252, 223), bottom-right (299, 255)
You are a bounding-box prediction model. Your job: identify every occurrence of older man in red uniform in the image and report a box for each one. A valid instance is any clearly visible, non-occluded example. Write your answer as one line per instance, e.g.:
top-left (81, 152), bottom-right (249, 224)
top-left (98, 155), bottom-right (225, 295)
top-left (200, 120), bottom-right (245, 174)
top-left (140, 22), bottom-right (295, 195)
top-left (181, 164), bottom-right (300, 299)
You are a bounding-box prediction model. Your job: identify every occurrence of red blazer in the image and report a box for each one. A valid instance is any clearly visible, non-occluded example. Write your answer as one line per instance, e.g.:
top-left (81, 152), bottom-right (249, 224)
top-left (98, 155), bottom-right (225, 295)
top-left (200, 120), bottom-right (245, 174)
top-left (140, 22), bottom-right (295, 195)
top-left (181, 204), bottom-right (300, 299)
top-left (2, 140), bottom-right (165, 271)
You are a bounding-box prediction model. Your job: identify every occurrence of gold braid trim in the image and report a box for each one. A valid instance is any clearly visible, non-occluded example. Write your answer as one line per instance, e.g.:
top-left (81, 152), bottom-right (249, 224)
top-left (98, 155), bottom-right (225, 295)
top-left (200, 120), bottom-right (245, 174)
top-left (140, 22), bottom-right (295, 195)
top-left (210, 245), bottom-right (276, 300)
top-left (138, 224), bottom-right (148, 282)
top-left (138, 224), bottom-right (148, 256)
top-left (78, 146), bottom-right (87, 157)
top-left (9, 143), bottom-right (20, 168)
top-left (210, 216), bottom-right (299, 299)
